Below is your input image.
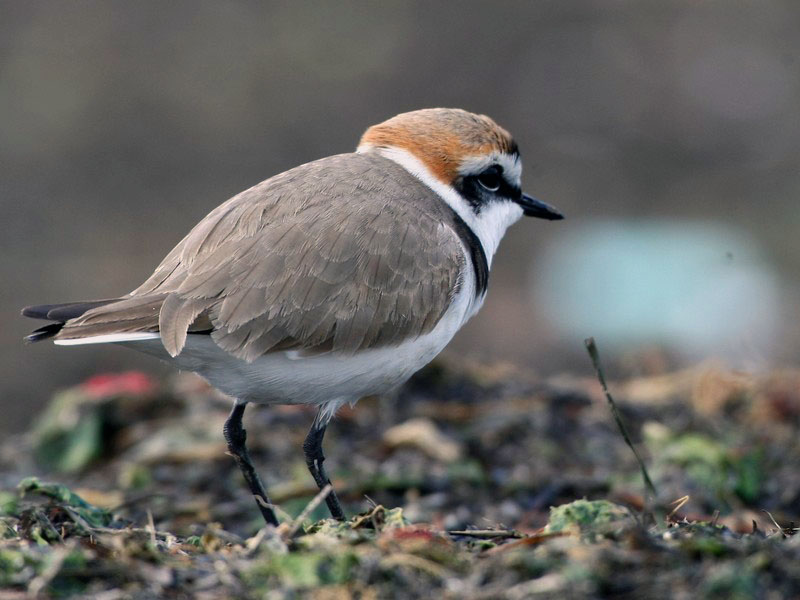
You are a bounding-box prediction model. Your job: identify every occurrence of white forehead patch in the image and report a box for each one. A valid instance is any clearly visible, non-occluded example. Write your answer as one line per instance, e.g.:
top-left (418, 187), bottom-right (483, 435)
top-left (458, 152), bottom-right (522, 187)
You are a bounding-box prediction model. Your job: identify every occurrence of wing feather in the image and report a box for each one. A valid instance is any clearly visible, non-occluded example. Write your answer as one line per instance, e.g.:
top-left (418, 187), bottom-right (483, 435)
top-left (55, 153), bottom-right (466, 360)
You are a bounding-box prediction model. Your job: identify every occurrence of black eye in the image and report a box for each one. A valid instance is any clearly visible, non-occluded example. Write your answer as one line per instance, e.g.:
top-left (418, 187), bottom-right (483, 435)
top-left (477, 167), bottom-right (502, 192)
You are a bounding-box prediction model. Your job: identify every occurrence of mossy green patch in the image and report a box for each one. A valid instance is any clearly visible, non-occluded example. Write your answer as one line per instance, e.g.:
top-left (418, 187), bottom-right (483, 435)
top-left (546, 499), bottom-right (633, 536)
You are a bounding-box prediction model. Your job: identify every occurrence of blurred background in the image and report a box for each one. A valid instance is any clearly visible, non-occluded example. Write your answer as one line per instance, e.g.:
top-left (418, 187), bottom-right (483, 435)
top-left (2, 1), bottom-right (798, 433)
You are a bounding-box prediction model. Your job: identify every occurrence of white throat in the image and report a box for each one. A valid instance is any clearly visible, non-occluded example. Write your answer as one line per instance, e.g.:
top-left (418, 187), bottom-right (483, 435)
top-left (359, 145), bottom-right (523, 266)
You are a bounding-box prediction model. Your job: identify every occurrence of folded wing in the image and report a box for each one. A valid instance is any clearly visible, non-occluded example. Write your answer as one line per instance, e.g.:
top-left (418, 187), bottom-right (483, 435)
top-left (50, 153), bottom-right (465, 361)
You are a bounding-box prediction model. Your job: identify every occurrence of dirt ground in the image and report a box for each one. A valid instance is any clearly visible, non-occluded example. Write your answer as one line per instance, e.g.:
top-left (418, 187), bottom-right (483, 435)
top-left (2, 355), bottom-right (800, 598)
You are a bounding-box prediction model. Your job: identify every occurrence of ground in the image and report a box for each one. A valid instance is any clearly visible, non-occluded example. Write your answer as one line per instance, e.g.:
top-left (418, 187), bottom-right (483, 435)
top-left (1, 356), bottom-right (800, 598)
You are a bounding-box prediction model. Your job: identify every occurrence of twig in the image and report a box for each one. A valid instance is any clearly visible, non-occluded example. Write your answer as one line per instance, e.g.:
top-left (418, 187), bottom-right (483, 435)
top-left (447, 529), bottom-right (525, 539)
top-left (584, 337), bottom-right (657, 500)
top-left (60, 506), bottom-right (94, 537)
top-left (254, 494), bottom-right (291, 524)
top-left (667, 495), bottom-right (690, 520)
top-left (284, 484), bottom-right (332, 540)
top-left (761, 509), bottom-right (797, 537)
top-left (146, 510), bottom-right (157, 547)
top-left (91, 526), bottom-right (177, 539)
top-left (484, 532), bottom-right (570, 555)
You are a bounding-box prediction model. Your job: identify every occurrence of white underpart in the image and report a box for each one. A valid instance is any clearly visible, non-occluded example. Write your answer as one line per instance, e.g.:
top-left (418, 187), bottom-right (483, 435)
top-left (55, 332), bottom-right (160, 345)
top-left (362, 145), bottom-right (524, 267)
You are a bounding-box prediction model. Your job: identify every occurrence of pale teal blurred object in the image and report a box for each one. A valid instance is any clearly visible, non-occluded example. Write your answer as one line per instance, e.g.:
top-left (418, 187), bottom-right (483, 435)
top-left (534, 221), bottom-right (782, 365)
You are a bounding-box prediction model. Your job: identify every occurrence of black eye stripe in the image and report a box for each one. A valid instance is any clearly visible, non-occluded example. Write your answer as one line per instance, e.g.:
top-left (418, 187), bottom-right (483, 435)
top-left (456, 164), bottom-right (520, 214)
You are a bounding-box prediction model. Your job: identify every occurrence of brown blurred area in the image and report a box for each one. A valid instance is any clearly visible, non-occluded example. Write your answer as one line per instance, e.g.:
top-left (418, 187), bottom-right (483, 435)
top-left (3, 1), bottom-right (799, 433)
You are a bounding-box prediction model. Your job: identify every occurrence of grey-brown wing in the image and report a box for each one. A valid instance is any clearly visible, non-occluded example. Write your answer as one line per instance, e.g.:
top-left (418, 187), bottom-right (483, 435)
top-left (58, 153), bottom-right (465, 361)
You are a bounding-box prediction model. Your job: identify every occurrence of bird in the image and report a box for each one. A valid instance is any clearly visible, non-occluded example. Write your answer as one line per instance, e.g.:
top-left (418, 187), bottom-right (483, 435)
top-left (22, 108), bottom-right (563, 526)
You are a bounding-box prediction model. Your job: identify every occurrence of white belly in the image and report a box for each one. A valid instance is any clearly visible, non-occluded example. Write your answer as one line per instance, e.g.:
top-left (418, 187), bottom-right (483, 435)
top-left (133, 327), bottom-right (446, 405)
top-left (111, 275), bottom-right (481, 413)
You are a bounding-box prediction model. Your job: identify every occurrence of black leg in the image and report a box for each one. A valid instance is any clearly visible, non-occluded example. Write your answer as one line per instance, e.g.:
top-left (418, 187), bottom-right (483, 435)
top-left (223, 403), bottom-right (279, 526)
top-left (303, 410), bottom-right (346, 521)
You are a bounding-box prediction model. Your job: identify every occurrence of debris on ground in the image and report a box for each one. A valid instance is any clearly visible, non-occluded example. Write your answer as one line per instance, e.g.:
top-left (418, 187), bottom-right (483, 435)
top-left (2, 359), bottom-right (800, 597)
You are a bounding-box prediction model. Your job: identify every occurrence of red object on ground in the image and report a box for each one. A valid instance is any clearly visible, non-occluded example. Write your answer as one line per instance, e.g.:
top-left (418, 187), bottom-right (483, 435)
top-left (81, 371), bottom-right (156, 399)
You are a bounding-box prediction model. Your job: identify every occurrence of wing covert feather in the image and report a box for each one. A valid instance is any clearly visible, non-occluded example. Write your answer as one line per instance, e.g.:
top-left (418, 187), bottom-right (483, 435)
top-left (62, 153), bottom-right (466, 360)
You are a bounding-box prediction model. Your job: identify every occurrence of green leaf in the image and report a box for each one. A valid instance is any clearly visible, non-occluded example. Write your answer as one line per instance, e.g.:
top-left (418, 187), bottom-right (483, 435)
top-left (17, 478), bottom-right (113, 528)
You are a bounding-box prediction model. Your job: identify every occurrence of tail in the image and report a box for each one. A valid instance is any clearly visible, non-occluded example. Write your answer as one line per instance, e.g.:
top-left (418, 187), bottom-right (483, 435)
top-left (22, 300), bottom-right (121, 342)
top-left (22, 293), bottom-right (213, 355)
top-left (21, 296), bottom-right (166, 344)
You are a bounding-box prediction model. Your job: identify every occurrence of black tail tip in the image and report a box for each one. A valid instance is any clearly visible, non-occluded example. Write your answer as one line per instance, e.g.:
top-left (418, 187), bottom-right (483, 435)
top-left (24, 323), bottom-right (64, 343)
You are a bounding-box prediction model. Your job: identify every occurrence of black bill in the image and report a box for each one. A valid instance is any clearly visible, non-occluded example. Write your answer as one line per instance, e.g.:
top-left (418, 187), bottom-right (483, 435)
top-left (517, 193), bottom-right (564, 220)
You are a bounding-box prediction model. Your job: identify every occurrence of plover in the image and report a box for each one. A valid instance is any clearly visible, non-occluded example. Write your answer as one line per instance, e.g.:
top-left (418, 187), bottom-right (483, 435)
top-left (23, 108), bottom-right (563, 525)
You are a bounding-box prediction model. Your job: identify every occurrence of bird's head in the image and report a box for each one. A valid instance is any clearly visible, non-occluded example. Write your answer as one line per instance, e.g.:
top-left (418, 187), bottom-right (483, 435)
top-left (357, 108), bottom-right (563, 231)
